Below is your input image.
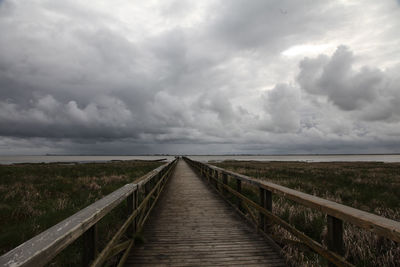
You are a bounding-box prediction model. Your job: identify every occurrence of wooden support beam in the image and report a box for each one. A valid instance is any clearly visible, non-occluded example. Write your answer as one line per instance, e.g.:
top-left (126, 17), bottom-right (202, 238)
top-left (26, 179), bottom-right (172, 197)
top-left (222, 173), bottom-right (228, 196)
top-left (213, 170), bottom-right (219, 189)
top-left (259, 188), bottom-right (272, 233)
top-left (134, 190), bottom-right (138, 233)
top-left (236, 178), bottom-right (242, 211)
top-left (144, 182), bottom-right (151, 213)
top-left (83, 224), bottom-right (98, 266)
top-left (327, 215), bottom-right (344, 267)
top-left (116, 240), bottom-right (134, 267)
top-left (108, 240), bottom-right (131, 259)
top-left (127, 193), bottom-right (134, 238)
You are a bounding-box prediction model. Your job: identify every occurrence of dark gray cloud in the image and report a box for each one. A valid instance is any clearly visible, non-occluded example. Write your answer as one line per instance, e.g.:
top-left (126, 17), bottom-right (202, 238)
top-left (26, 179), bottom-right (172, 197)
top-left (299, 46), bottom-right (381, 110)
top-left (0, 0), bottom-right (400, 155)
top-left (261, 84), bottom-right (300, 133)
top-left (297, 46), bottom-right (400, 122)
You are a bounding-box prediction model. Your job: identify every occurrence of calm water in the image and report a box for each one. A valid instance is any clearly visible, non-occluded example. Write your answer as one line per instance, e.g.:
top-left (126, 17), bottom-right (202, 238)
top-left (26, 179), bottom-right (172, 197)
top-left (190, 155), bottom-right (400, 163)
top-left (0, 155), bottom-right (176, 164)
top-left (1, 154), bottom-right (400, 164)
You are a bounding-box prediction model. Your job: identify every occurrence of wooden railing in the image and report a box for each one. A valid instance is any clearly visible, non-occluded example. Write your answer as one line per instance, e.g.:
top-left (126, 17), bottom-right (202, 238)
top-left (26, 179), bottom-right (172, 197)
top-left (0, 159), bottom-right (178, 267)
top-left (184, 157), bottom-right (400, 267)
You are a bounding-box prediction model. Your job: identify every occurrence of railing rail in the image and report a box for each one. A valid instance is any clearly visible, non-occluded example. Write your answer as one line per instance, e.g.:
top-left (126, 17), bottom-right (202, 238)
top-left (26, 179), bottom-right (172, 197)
top-left (184, 157), bottom-right (400, 267)
top-left (0, 159), bottom-right (178, 267)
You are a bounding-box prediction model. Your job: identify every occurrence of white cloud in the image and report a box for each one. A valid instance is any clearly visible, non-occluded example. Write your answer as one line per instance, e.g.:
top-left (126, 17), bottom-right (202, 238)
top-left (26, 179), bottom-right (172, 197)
top-left (282, 44), bottom-right (334, 57)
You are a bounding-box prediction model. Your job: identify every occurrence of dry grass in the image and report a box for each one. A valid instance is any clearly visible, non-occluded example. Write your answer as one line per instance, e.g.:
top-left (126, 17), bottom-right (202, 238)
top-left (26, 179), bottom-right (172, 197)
top-left (214, 160), bottom-right (400, 267)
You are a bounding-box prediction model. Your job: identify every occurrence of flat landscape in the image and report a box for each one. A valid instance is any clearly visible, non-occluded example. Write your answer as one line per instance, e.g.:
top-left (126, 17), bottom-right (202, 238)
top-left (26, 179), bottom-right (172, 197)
top-left (1, 159), bottom-right (399, 266)
top-left (0, 160), bottom-right (163, 265)
top-left (212, 160), bottom-right (400, 266)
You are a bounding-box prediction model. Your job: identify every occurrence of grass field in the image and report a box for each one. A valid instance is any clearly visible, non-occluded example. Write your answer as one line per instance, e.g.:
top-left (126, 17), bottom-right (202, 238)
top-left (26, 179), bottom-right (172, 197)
top-left (212, 160), bottom-right (400, 267)
top-left (0, 160), bottom-right (163, 265)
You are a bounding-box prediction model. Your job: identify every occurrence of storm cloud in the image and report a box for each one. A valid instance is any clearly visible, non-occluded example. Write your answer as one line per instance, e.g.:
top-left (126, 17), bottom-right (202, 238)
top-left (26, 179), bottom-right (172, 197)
top-left (0, 0), bottom-right (400, 154)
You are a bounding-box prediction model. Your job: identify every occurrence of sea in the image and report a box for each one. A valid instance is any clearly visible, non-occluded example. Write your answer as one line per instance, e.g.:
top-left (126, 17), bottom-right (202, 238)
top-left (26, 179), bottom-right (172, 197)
top-left (1, 154), bottom-right (400, 164)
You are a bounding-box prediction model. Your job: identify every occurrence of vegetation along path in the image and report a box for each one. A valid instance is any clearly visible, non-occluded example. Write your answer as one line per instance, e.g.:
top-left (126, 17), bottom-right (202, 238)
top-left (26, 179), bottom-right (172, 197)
top-left (125, 159), bottom-right (285, 266)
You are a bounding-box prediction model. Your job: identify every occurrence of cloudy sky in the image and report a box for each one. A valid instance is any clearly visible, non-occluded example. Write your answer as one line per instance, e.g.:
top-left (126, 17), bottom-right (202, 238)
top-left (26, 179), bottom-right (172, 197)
top-left (1, 0), bottom-right (400, 155)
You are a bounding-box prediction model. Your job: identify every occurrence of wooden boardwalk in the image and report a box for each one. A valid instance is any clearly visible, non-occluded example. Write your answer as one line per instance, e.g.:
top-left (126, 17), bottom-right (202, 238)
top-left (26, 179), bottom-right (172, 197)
top-left (125, 160), bottom-right (285, 267)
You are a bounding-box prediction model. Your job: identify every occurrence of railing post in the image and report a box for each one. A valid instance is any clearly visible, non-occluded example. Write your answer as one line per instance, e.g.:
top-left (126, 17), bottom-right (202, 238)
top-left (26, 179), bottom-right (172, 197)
top-left (213, 170), bottom-right (218, 188)
top-left (207, 168), bottom-right (211, 183)
top-left (83, 224), bottom-right (98, 266)
top-left (127, 192), bottom-right (134, 238)
top-left (143, 183), bottom-right (148, 211)
top-left (145, 182), bottom-right (150, 198)
top-left (236, 178), bottom-right (242, 211)
top-left (259, 188), bottom-right (272, 232)
top-left (134, 190), bottom-right (138, 233)
top-left (327, 215), bottom-right (344, 266)
top-left (157, 172), bottom-right (163, 193)
top-left (222, 173), bottom-right (228, 195)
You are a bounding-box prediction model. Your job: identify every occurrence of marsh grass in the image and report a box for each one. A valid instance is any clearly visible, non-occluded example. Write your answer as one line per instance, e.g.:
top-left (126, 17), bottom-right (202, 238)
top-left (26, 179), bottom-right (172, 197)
top-left (0, 160), bottom-right (163, 265)
top-left (214, 161), bottom-right (400, 267)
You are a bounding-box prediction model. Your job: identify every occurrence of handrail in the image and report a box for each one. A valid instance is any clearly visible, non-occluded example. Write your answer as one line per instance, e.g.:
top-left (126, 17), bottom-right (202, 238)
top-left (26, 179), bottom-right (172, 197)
top-left (0, 159), bottom-right (178, 267)
top-left (183, 157), bottom-right (400, 267)
top-left (205, 164), bottom-right (400, 242)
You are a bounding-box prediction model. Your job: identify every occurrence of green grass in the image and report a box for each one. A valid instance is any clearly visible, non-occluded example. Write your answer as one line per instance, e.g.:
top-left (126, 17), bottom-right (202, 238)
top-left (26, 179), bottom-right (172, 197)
top-left (0, 160), bottom-right (163, 261)
top-left (212, 160), bottom-right (400, 267)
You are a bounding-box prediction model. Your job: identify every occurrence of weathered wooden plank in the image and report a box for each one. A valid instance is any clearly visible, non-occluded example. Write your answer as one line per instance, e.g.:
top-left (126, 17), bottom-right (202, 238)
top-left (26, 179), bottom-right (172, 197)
top-left (130, 247), bottom-right (280, 254)
top-left (127, 258), bottom-right (285, 265)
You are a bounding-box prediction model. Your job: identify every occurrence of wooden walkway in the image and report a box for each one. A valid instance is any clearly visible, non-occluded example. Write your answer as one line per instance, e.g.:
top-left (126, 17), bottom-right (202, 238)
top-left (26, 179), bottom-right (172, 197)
top-left (125, 160), bottom-right (285, 266)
